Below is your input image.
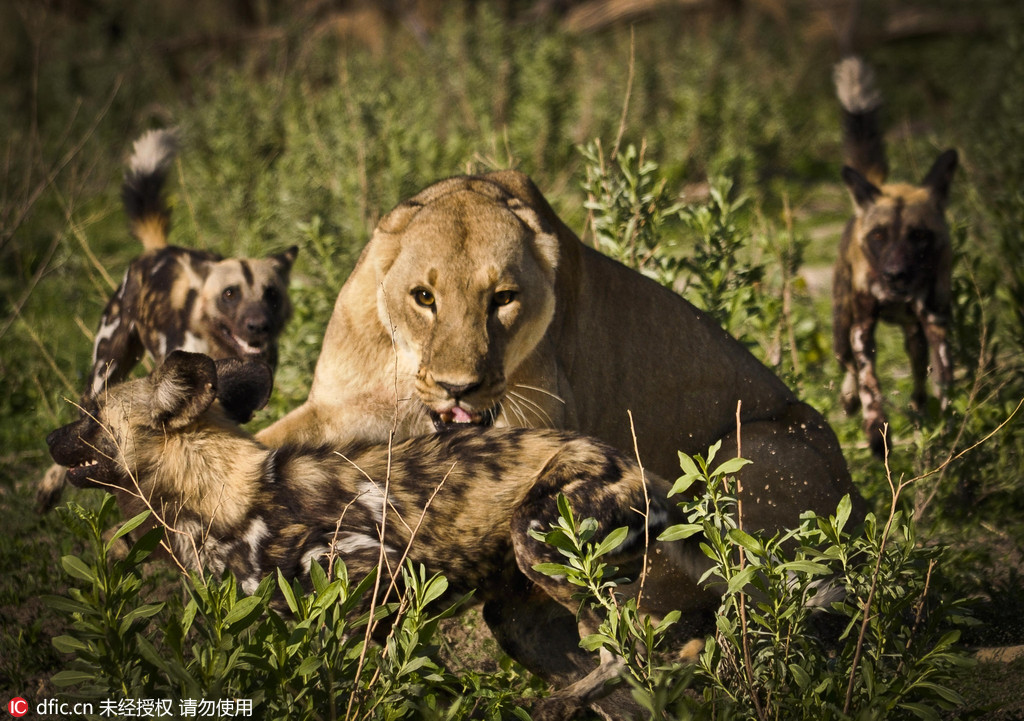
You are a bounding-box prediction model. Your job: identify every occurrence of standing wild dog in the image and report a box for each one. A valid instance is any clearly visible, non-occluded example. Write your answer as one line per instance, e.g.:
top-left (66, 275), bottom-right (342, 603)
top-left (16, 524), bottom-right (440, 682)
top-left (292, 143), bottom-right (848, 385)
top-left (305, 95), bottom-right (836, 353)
top-left (832, 56), bottom-right (958, 457)
top-left (47, 351), bottom-right (710, 721)
top-left (36, 129), bottom-right (298, 511)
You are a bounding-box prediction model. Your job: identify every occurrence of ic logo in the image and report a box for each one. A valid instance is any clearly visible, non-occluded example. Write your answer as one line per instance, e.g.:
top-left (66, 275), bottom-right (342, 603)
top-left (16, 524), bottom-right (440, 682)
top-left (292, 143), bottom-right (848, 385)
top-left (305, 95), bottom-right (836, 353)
top-left (7, 697), bottom-right (28, 717)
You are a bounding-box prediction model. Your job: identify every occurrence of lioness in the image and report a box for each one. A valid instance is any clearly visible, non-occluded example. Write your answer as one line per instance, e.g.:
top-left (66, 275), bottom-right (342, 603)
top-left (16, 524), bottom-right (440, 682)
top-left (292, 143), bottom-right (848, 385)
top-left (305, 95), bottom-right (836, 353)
top-left (259, 170), bottom-right (857, 529)
top-left (257, 170), bottom-right (862, 709)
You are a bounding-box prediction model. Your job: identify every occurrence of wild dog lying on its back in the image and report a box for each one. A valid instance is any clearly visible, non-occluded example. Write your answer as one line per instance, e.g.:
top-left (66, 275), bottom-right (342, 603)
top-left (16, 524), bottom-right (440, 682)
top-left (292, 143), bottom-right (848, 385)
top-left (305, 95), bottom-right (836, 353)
top-left (37, 129), bottom-right (297, 510)
top-left (46, 351), bottom-right (707, 721)
top-left (832, 57), bottom-right (958, 457)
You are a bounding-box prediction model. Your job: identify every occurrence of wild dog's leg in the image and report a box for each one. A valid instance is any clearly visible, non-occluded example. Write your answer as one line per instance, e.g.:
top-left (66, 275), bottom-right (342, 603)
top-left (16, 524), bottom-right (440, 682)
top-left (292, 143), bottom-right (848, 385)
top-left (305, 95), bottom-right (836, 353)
top-left (848, 303), bottom-right (889, 458)
top-left (88, 279), bottom-right (145, 397)
top-left (482, 580), bottom-right (596, 688)
top-left (505, 442), bottom-right (663, 721)
top-left (903, 319), bottom-right (930, 413)
top-left (922, 313), bottom-right (952, 410)
top-left (832, 258), bottom-right (861, 415)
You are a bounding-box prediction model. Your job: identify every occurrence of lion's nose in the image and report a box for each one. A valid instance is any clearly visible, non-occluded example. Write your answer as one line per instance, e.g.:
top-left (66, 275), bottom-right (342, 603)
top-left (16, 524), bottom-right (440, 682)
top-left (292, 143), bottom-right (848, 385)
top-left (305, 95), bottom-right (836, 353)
top-left (436, 380), bottom-right (482, 400)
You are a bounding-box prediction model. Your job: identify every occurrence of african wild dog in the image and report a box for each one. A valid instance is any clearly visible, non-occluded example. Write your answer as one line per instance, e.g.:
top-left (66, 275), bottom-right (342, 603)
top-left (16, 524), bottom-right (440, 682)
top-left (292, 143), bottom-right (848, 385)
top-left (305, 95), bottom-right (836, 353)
top-left (832, 57), bottom-right (958, 457)
top-left (46, 350), bottom-right (710, 721)
top-left (37, 128), bottom-right (297, 510)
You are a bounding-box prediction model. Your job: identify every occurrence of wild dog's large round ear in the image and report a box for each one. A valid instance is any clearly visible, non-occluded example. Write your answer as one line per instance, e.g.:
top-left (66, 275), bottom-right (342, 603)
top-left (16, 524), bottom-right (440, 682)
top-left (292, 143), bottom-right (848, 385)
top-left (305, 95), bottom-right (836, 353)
top-left (273, 245), bottom-right (299, 273)
top-left (841, 165), bottom-right (882, 211)
top-left (213, 358), bottom-right (273, 424)
top-left (151, 351), bottom-right (218, 429)
top-left (922, 149), bottom-right (958, 207)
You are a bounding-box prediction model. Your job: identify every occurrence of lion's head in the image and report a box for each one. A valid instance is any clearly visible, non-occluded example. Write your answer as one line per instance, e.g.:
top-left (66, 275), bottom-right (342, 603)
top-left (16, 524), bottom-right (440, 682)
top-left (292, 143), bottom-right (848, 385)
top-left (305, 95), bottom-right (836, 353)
top-left (367, 176), bottom-right (560, 430)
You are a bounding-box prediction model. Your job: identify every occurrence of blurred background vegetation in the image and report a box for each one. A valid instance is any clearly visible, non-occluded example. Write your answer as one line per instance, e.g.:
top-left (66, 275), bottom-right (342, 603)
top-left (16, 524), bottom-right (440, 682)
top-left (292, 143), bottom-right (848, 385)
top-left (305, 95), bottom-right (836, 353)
top-left (2, 0), bottom-right (1024, 715)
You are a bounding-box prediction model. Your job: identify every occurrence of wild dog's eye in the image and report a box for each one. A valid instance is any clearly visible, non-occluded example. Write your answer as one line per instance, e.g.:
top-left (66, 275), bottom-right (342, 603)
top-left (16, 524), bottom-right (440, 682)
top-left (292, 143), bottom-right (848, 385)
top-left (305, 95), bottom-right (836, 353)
top-left (264, 286), bottom-right (280, 306)
top-left (412, 288), bottom-right (435, 308)
top-left (222, 286), bottom-right (240, 302)
top-left (867, 228), bottom-right (887, 245)
top-left (908, 228), bottom-right (933, 245)
top-left (492, 290), bottom-right (518, 308)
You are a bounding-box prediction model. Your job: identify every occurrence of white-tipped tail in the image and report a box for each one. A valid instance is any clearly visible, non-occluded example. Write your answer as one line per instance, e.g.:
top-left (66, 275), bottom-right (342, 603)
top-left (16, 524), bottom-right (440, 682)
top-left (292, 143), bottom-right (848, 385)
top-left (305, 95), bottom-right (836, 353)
top-left (128, 128), bottom-right (179, 178)
top-left (834, 56), bottom-right (881, 114)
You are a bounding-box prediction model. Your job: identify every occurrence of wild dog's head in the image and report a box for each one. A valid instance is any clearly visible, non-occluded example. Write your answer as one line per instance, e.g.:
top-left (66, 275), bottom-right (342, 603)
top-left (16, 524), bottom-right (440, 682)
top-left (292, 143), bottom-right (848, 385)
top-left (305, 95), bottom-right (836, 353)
top-left (199, 246), bottom-right (298, 369)
top-left (842, 150), bottom-right (958, 301)
top-left (47, 351), bottom-right (273, 493)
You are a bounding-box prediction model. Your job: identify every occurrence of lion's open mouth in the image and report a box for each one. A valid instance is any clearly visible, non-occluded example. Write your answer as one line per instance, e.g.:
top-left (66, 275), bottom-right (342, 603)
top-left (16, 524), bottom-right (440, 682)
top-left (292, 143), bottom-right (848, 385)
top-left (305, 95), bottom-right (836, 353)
top-left (429, 405), bottom-right (499, 432)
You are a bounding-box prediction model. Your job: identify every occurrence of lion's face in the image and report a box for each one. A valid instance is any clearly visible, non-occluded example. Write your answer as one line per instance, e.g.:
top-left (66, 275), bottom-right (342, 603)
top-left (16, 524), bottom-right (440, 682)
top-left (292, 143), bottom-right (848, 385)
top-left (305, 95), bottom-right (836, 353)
top-left (372, 190), bottom-right (559, 430)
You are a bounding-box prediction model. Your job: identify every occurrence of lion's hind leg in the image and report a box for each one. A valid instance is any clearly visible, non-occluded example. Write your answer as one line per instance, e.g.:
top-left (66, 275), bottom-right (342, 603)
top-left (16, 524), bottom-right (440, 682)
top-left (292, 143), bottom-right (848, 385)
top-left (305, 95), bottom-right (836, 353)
top-left (717, 401), bottom-right (864, 535)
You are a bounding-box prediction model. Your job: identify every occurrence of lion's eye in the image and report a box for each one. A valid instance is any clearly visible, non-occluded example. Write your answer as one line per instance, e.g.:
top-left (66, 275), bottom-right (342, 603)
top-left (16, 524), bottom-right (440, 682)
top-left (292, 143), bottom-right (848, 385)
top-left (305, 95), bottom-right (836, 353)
top-left (412, 288), bottom-right (435, 308)
top-left (492, 290), bottom-right (518, 308)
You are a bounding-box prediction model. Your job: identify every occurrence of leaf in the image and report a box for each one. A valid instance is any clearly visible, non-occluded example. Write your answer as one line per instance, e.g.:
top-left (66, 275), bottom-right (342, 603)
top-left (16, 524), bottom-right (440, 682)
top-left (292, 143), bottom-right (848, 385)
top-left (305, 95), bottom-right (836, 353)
top-left (711, 456), bottom-right (752, 478)
top-left (531, 562), bottom-right (571, 578)
top-left (899, 702), bottom-right (940, 721)
top-left (107, 509), bottom-right (152, 548)
top-left (51, 635), bottom-right (88, 654)
top-left (277, 568), bottom-right (299, 615)
top-left (308, 557), bottom-right (328, 593)
top-left (50, 670), bottom-right (100, 687)
top-left (778, 560), bottom-right (832, 576)
top-left (835, 493), bottom-right (852, 531)
top-left (594, 526), bottom-right (629, 558)
top-left (677, 452), bottom-right (701, 479)
top-left (119, 602), bottom-right (166, 635)
top-left (420, 575), bottom-right (449, 606)
top-left (726, 528), bottom-right (763, 556)
top-left (788, 663), bottom-right (811, 689)
top-left (725, 566), bottom-right (757, 595)
top-left (658, 523), bottom-right (702, 542)
top-left (296, 655), bottom-right (323, 677)
top-left (580, 633), bottom-right (614, 652)
top-left (669, 473), bottom-right (700, 497)
top-left (556, 493), bottom-right (574, 526)
top-left (60, 555), bottom-right (96, 583)
top-left (43, 594), bottom-right (93, 615)
top-left (224, 595), bottom-right (263, 630)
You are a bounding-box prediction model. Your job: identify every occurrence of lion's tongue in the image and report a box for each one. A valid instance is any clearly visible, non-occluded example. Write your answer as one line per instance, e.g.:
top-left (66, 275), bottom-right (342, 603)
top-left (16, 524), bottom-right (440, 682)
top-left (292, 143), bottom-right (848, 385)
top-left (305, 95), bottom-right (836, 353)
top-left (450, 406), bottom-right (474, 423)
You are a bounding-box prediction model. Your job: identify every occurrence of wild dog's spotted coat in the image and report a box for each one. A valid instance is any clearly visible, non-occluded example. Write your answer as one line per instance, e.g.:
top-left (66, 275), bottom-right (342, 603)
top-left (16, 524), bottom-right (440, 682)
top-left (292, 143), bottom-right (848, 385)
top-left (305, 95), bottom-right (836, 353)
top-left (47, 351), bottom-right (703, 720)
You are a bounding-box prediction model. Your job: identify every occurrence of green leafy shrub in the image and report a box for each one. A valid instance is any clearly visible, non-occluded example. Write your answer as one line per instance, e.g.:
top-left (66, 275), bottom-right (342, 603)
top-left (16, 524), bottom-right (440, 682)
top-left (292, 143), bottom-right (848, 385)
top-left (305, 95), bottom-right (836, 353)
top-left (47, 494), bottom-right (538, 720)
top-left (532, 442), bottom-right (973, 721)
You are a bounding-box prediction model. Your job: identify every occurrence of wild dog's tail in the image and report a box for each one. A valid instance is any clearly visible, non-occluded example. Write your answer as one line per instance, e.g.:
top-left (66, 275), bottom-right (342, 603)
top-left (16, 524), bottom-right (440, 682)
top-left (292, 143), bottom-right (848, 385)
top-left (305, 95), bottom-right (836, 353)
top-left (123, 128), bottom-right (179, 251)
top-left (834, 56), bottom-right (887, 186)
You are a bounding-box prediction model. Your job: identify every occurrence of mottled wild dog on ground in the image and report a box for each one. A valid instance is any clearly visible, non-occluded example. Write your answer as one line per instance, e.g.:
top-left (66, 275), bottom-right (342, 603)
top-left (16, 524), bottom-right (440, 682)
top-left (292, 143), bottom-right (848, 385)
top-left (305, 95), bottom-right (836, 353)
top-left (832, 56), bottom-right (958, 457)
top-left (37, 129), bottom-right (298, 510)
top-left (46, 350), bottom-right (710, 721)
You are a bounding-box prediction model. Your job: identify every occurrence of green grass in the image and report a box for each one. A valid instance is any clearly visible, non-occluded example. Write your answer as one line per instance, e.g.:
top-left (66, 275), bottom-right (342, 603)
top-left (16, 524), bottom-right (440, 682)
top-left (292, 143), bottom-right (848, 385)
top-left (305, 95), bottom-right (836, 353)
top-left (3, 0), bottom-right (1024, 715)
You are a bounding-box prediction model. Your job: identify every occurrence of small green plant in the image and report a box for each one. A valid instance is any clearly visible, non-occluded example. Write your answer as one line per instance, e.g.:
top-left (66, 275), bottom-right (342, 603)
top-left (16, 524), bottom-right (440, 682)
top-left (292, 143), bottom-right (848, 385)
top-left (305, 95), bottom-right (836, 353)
top-left (47, 494), bottom-right (537, 720)
top-left (677, 178), bottom-right (766, 341)
top-left (531, 439), bottom-right (973, 721)
top-left (579, 139), bottom-right (687, 288)
top-left (661, 441), bottom-right (973, 721)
